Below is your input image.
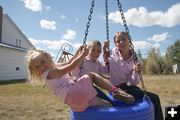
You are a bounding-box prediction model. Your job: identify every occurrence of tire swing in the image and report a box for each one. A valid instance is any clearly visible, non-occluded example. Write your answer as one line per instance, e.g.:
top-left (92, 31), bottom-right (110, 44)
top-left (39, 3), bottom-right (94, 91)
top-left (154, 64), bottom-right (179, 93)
top-left (70, 96), bottom-right (154, 120)
top-left (70, 0), bottom-right (154, 120)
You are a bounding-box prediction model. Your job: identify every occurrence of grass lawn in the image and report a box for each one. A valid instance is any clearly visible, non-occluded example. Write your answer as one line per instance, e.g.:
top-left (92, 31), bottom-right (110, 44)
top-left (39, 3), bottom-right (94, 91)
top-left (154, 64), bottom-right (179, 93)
top-left (0, 75), bottom-right (180, 120)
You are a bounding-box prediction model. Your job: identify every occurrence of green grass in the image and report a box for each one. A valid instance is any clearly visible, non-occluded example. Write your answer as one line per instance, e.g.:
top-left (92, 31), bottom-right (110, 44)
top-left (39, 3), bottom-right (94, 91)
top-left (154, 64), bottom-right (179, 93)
top-left (0, 75), bottom-right (180, 120)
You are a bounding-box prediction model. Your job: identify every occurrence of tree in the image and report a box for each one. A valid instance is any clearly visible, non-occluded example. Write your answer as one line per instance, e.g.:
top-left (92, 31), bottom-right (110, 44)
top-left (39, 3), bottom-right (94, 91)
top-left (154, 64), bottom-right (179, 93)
top-left (137, 49), bottom-right (143, 60)
top-left (145, 48), bottom-right (161, 75)
top-left (173, 40), bottom-right (180, 62)
top-left (136, 49), bottom-right (146, 74)
top-left (166, 39), bottom-right (180, 64)
top-left (158, 55), bottom-right (172, 74)
top-left (144, 39), bottom-right (180, 74)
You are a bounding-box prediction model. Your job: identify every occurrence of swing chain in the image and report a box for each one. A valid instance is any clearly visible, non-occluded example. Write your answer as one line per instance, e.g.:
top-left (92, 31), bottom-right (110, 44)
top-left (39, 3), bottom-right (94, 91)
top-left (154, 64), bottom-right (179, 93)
top-left (117, 0), bottom-right (147, 97)
top-left (83, 0), bottom-right (95, 45)
top-left (105, 0), bottom-right (109, 41)
top-left (116, 0), bottom-right (138, 63)
top-left (80, 0), bottom-right (95, 77)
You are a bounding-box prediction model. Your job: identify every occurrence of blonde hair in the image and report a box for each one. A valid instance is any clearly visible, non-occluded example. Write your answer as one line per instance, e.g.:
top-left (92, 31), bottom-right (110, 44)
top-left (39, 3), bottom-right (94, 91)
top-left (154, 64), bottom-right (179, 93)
top-left (87, 40), bottom-right (102, 49)
top-left (26, 49), bottom-right (54, 85)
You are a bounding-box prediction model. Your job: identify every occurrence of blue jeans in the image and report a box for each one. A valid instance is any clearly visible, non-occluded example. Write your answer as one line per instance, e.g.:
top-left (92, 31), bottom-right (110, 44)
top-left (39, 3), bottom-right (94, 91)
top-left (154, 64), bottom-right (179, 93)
top-left (94, 86), bottom-right (114, 106)
top-left (118, 84), bottom-right (164, 120)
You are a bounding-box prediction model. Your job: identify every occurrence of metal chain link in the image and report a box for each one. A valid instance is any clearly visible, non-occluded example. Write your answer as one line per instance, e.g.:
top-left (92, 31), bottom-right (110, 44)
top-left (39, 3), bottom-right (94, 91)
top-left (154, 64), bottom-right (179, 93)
top-left (79, 0), bottom-right (96, 77)
top-left (116, 0), bottom-right (147, 97)
top-left (116, 0), bottom-right (138, 63)
top-left (105, 0), bottom-right (109, 41)
top-left (105, 0), bottom-right (110, 71)
top-left (82, 0), bottom-right (95, 45)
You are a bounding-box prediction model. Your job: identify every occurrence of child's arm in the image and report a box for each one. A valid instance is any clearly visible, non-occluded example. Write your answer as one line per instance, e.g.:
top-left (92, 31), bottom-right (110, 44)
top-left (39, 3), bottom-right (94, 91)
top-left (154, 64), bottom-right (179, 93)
top-left (103, 40), bottom-right (110, 69)
top-left (67, 45), bottom-right (84, 63)
top-left (103, 40), bottom-right (110, 65)
top-left (97, 60), bottom-right (109, 74)
top-left (59, 45), bottom-right (84, 66)
top-left (48, 46), bottom-right (88, 79)
top-left (128, 59), bottom-right (143, 86)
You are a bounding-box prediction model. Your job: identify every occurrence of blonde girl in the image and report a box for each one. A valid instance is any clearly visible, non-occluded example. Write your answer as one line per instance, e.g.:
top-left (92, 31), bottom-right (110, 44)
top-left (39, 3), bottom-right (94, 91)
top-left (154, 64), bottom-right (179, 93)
top-left (26, 45), bottom-right (132, 112)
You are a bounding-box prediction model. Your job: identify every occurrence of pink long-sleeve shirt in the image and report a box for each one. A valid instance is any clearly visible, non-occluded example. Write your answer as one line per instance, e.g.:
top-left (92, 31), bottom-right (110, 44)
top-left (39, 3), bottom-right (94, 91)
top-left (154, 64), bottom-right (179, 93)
top-left (108, 47), bottom-right (142, 86)
top-left (72, 57), bottom-right (108, 78)
top-left (42, 64), bottom-right (73, 103)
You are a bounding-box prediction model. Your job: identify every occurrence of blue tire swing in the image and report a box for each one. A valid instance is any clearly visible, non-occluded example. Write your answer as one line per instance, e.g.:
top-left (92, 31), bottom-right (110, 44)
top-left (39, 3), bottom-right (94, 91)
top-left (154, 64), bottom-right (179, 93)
top-left (70, 94), bottom-right (154, 120)
top-left (70, 0), bottom-right (154, 120)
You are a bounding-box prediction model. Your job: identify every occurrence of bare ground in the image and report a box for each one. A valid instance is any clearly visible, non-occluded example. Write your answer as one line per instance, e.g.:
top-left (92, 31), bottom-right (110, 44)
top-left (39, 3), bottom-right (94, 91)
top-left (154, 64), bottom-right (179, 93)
top-left (0, 75), bottom-right (179, 120)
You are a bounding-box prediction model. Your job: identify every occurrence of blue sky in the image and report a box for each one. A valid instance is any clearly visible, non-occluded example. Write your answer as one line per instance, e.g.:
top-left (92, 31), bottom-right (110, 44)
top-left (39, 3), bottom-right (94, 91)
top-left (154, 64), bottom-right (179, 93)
top-left (0, 0), bottom-right (180, 60)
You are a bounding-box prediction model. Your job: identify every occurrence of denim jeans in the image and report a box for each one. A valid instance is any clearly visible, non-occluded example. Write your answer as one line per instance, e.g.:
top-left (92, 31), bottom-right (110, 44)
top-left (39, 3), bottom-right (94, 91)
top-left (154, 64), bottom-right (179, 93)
top-left (94, 86), bottom-right (114, 106)
top-left (118, 84), bottom-right (164, 120)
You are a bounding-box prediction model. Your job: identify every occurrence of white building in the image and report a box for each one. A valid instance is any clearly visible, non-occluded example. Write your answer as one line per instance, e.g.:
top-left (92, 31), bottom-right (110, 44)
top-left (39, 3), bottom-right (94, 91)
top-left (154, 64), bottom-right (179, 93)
top-left (0, 6), bottom-right (34, 81)
top-left (172, 63), bottom-right (180, 74)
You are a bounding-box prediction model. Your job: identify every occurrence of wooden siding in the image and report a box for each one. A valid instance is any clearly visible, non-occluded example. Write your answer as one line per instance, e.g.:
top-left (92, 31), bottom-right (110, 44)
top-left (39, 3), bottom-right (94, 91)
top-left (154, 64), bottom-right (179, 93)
top-left (0, 45), bottom-right (29, 81)
top-left (1, 15), bottom-right (33, 49)
top-left (0, 13), bottom-right (34, 81)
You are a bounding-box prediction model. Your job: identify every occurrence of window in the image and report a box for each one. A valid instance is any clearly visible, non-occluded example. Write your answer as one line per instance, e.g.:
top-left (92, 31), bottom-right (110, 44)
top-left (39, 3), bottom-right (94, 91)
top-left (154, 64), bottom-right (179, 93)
top-left (19, 39), bottom-right (21, 47)
top-left (16, 67), bottom-right (19, 70)
top-left (16, 39), bottom-right (18, 46)
top-left (15, 39), bottom-right (21, 47)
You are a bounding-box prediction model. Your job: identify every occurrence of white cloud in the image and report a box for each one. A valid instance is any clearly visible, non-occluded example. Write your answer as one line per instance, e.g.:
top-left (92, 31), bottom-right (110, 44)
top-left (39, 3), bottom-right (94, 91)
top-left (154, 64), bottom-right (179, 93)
top-left (109, 3), bottom-right (180, 27)
top-left (147, 32), bottom-right (172, 42)
top-left (60, 15), bottom-right (66, 19)
top-left (29, 38), bottom-right (71, 49)
top-left (152, 43), bottom-right (160, 49)
top-left (40, 19), bottom-right (57, 30)
top-left (22, 0), bottom-right (42, 12)
top-left (62, 29), bottom-right (76, 40)
top-left (29, 38), bottom-right (89, 61)
top-left (29, 38), bottom-right (83, 57)
top-left (133, 41), bottom-right (152, 49)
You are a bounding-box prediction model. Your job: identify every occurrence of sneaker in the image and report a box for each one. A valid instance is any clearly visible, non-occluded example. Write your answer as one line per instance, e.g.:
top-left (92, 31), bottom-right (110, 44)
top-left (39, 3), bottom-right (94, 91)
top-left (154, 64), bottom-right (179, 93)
top-left (112, 88), bottom-right (135, 104)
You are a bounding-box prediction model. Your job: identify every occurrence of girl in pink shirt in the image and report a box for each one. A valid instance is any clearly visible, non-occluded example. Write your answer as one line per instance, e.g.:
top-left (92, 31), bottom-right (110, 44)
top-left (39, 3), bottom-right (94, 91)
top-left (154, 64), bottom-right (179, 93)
top-left (26, 45), bottom-right (133, 112)
top-left (103, 32), bottom-right (164, 120)
top-left (72, 40), bottom-right (134, 105)
top-left (72, 40), bottom-right (108, 78)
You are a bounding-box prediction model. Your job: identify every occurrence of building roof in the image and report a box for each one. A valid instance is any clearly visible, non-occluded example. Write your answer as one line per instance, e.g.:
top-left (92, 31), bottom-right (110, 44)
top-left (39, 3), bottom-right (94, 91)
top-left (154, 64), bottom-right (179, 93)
top-left (3, 14), bottom-right (34, 48)
top-left (0, 42), bottom-right (29, 51)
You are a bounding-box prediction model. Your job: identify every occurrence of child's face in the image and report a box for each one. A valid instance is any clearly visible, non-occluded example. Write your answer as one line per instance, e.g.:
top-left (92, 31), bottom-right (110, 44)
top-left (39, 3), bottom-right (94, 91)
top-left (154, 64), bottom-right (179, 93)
top-left (30, 53), bottom-right (52, 75)
top-left (88, 44), bottom-right (101, 60)
top-left (115, 33), bottom-right (130, 51)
